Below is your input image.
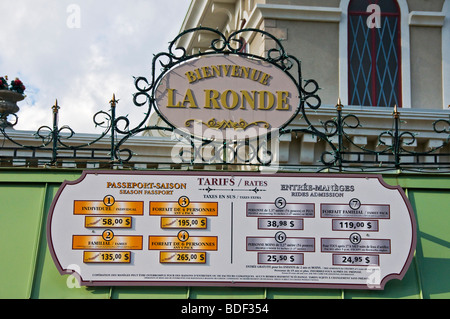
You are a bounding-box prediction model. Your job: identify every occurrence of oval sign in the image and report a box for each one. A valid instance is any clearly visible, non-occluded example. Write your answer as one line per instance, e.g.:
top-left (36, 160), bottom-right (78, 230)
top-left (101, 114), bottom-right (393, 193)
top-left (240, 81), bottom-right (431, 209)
top-left (154, 54), bottom-right (300, 141)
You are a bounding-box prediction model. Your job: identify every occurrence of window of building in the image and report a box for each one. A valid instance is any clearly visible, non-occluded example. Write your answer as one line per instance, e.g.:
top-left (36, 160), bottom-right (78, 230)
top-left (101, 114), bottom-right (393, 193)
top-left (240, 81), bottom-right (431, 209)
top-left (348, 0), bottom-right (402, 107)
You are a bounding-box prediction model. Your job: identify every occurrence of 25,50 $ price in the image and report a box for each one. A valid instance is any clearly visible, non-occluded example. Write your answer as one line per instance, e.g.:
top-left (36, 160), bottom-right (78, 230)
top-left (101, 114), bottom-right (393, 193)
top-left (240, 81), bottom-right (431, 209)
top-left (258, 253), bottom-right (303, 265)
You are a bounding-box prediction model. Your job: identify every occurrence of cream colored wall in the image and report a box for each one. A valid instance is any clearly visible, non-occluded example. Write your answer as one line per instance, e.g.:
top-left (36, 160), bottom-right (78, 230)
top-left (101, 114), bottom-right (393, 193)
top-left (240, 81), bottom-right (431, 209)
top-left (410, 26), bottom-right (443, 109)
top-left (247, 22), bottom-right (265, 56)
top-left (406, 0), bottom-right (445, 109)
top-left (272, 19), bottom-right (340, 106)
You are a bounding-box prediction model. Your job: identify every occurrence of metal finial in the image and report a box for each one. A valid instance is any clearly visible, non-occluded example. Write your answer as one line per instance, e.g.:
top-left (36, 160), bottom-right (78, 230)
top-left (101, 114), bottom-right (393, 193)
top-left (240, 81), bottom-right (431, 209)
top-left (110, 94), bottom-right (119, 107)
top-left (52, 99), bottom-right (60, 113)
top-left (336, 97), bottom-right (343, 111)
top-left (393, 104), bottom-right (399, 119)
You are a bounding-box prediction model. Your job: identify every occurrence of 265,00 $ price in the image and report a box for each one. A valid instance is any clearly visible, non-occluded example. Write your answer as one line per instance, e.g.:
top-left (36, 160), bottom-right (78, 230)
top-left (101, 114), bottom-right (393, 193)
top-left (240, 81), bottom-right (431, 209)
top-left (160, 252), bottom-right (207, 264)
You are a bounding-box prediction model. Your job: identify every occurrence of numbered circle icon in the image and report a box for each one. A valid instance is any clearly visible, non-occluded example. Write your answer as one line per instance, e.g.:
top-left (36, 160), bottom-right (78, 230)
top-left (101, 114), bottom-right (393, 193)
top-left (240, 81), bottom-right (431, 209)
top-left (103, 195), bottom-right (115, 207)
top-left (177, 230), bottom-right (190, 242)
top-left (275, 231), bottom-right (287, 243)
top-left (178, 196), bottom-right (190, 208)
top-left (349, 198), bottom-right (361, 210)
top-left (102, 229), bottom-right (114, 241)
top-left (349, 232), bottom-right (361, 245)
top-left (274, 197), bottom-right (286, 209)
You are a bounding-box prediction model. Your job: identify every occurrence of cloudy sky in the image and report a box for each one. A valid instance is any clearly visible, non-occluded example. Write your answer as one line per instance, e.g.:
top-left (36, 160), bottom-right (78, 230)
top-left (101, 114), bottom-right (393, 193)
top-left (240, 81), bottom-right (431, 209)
top-left (0, 0), bottom-right (191, 133)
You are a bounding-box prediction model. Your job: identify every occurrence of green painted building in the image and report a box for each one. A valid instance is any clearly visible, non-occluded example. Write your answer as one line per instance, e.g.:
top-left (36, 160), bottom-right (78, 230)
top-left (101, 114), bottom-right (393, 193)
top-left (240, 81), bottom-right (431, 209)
top-left (0, 169), bottom-right (449, 299)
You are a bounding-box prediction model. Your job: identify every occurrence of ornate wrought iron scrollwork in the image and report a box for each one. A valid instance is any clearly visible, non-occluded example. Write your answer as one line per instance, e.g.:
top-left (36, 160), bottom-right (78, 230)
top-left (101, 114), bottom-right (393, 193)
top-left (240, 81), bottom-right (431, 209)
top-left (1, 27), bottom-right (449, 171)
top-left (317, 105), bottom-right (450, 172)
top-left (112, 26), bottom-right (327, 167)
top-left (0, 98), bottom-right (129, 166)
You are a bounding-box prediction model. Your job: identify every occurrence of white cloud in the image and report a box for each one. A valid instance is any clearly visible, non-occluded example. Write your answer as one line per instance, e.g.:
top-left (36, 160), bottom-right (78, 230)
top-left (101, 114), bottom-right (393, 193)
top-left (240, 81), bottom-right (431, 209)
top-left (0, 0), bottom-right (191, 133)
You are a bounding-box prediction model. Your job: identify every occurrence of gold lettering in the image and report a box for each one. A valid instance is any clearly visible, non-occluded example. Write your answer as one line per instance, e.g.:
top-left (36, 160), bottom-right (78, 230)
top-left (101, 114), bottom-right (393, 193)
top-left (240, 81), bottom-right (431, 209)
top-left (250, 69), bottom-right (262, 82)
top-left (166, 88), bottom-right (292, 111)
top-left (258, 91), bottom-right (275, 110)
top-left (167, 88), bottom-right (184, 108)
top-left (181, 89), bottom-right (198, 108)
top-left (211, 65), bottom-right (222, 77)
top-left (259, 73), bottom-right (271, 85)
top-left (201, 66), bottom-right (213, 79)
top-left (222, 65), bottom-right (232, 76)
top-left (194, 69), bottom-right (203, 81)
top-left (231, 65), bottom-right (241, 77)
top-left (184, 65), bottom-right (273, 87)
top-left (204, 89), bottom-right (221, 109)
top-left (221, 90), bottom-right (239, 109)
top-left (185, 71), bottom-right (197, 84)
top-left (241, 66), bottom-right (250, 79)
top-left (276, 91), bottom-right (290, 110)
top-left (240, 90), bottom-right (257, 110)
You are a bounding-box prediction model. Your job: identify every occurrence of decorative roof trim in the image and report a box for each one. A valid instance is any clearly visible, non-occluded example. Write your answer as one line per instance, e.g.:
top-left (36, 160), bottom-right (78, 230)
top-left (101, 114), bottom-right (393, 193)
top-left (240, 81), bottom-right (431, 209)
top-left (246, 4), bottom-right (342, 29)
top-left (409, 11), bottom-right (446, 27)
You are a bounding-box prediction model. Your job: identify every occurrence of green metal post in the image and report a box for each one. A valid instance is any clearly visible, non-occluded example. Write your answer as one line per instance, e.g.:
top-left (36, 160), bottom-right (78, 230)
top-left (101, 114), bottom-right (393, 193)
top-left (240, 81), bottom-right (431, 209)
top-left (110, 94), bottom-right (117, 163)
top-left (51, 100), bottom-right (60, 166)
top-left (336, 98), bottom-right (343, 171)
top-left (393, 105), bottom-right (400, 168)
